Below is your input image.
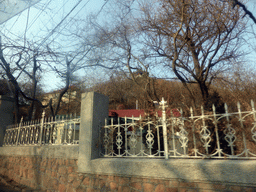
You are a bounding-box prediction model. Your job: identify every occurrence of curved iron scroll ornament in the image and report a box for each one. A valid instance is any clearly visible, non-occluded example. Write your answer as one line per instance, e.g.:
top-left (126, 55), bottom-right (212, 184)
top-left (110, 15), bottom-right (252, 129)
top-left (129, 131), bottom-right (137, 149)
top-left (252, 122), bottom-right (256, 142)
top-left (251, 101), bottom-right (256, 143)
top-left (200, 125), bottom-right (211, 150)
top-left (178, 121), bottom-right (188, 150)
top-left (52, 126), bottom-right (57, 144)
top-left (224, 104), bottom-right (237, 155)
top-left (116, 131), bottom-right (123, 150)
top-left (146, 129), bottom-right (154, 149)
top-left (30, 128), bottom-right (34, 144)
top-left (103, 132), bottom-right (110, 153)
top-left (199, 107), bottom-right (212, 154)
top-left (68, 126), bottom-right (73, 142)
top-left (224, 124), bottom-right (237, 148)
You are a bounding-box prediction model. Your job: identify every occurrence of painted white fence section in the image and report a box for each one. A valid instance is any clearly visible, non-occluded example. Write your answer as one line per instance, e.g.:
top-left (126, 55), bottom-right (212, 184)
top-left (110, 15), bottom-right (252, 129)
top-left (102, 98), bottom-right (256, 159)
top-left (3, 111), bottom-right (80, 146)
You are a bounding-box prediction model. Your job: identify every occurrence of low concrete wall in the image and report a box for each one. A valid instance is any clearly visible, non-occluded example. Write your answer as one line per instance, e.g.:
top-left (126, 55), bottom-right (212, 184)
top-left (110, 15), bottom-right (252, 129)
top-left (0, 148), bottom-right (256, 191)
top-left (1, 92), bottom-right (256, 191)
top-left (0, 145), bottom-right (79, 159)
top-left (81, 158), bottom-right (256, 186)
top-left (77, 92), bottom-right (256, 191)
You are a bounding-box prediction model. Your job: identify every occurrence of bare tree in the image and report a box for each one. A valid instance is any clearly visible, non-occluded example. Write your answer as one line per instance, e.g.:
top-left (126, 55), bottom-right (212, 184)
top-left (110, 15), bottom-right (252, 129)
top-left (68, 0), bottom-right (249, 110)
top-left (0, 36), bottom-right (73, 122)
top-left (70, 1), bottom-right (161, 105)
top-left (229, 0), bottom-right (256, 24)
top-left (47, 55), bottom-right (72, 118)
top-left (137, 0), bottom-right (248, 108)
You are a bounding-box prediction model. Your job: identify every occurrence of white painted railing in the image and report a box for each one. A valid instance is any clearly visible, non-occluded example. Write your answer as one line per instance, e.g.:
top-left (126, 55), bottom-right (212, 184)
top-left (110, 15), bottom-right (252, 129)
top-left (102, 98), bottom-right (256, 159)
top-left (3, 112), bottom-right (80, 146)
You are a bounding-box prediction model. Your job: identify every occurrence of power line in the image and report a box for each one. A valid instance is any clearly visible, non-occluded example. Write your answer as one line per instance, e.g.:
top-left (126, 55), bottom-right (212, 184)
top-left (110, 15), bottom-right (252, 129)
top-left (36, 0), bottom-right (86, 51)
top-left (46, 0), bottom-right (93, 46)
top-left (0, 30), bottom-right (23, 46)
top-left (38, 0), bottom-right (70, 30)
top-left (1, 0), bottom-right (52, 55)
top-left (95, 0), bottom-right (109, 17)
top-left (25, 0), bottom-right (53, 33)
top-left (46, 0), bottom-right (109, 52)
top-left (23, 5), bottom-right (31, 47)
top-left (4, 12), bottom-right (22, 36)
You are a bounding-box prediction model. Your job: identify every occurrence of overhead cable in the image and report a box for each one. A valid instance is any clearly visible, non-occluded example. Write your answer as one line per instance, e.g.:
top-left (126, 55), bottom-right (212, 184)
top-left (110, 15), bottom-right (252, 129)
top-left (36, 0), bottom-right (85, 51)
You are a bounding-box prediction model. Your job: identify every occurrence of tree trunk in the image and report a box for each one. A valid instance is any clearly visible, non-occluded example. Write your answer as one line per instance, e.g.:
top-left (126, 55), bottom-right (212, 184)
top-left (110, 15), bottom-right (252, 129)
top-left (14, 90), bottom-right (20, 124)
top-left (198, 81), bottom-right (209, 109)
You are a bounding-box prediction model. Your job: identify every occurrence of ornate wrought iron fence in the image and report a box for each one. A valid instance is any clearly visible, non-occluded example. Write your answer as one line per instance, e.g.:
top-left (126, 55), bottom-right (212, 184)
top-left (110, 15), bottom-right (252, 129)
top-left (3, 112), bottom-right (80, 146)
top-left (102, 98), bottom-right (256, 159)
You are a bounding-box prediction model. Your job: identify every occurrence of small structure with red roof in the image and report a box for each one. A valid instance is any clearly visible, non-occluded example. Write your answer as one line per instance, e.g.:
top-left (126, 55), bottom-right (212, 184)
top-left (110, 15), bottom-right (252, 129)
top-left (109, 108), bottom-right (181, 119)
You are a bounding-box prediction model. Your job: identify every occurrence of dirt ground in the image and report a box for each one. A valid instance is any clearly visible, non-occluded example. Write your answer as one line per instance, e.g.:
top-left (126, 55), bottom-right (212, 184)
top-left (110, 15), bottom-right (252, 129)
top-left (0, 175), bottom-right (42, 192)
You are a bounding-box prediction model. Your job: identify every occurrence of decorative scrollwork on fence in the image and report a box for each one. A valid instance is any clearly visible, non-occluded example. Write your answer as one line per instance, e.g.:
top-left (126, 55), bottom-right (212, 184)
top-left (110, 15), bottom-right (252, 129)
top-left (224, 124), bottom-right (237, 146)
top-left (200, 125), bottom-right (211, 150)
top-left (251, 101), bottom-right (256, 143)
top-left (102, 98), bottom-right (256, 159)
top-left (252, 122), bottom-right (256, 142)
top-left (146, 129), bottom-right (154, 149)
top-left (129, 131), bottom-right (137, 149)
top-left (116, 131), bottom-right (123, 150)
top-left (178, 120), bottom-right (188, 152)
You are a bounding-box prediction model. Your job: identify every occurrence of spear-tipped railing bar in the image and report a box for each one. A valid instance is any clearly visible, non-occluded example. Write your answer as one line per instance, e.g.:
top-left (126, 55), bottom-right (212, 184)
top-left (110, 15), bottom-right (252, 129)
top-left (190, 107), bottom-right (198, 157)
top-left (16, 117), bottom-right (23, 146)
top-left (200, 105), bottom-right (211, 155)
top-left (224, 103), bottom-right (236, 156)
top-left (157, 119), bottom-right (161, 157)
top-left (104, 118), bottom-right (108, 156)
top-left (160, 97), bottom-right (169, 159)
top-left (131, 115), bottom-right (136, 156)
top-left (237, 102), bottom-right (248, 157)
top-left (63, 114), bottom-right (68, 144)
top-left (170, 108), bottom-right (177, 157)
top-left (111, 117), bottom-right (114, 156)
top-left (125, 116), bottom-right (128, 156)
top-left (212, 104), bottom-right (222, 158)
top-left (39, 111), bottom-right (45, 145)
top-left (139, 115), bottom-right (143, 156)
top-left (117, 117), bottom-right (121, 156)
top-left (251, 100), bottom-right (256, 143)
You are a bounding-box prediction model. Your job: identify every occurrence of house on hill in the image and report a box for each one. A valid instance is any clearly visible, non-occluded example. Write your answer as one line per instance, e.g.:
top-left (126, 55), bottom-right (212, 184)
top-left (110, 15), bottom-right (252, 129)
top-left (42, 85), bottom-right (78, 106)
top-left (108, 108), bottom-right (181, 132)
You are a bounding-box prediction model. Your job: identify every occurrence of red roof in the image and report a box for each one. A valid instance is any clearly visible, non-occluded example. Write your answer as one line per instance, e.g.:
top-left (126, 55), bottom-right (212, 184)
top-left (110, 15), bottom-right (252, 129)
top-left (109, 109), bottom-right (181, 118)
top-left (109, 110), bottom-right (145, 118)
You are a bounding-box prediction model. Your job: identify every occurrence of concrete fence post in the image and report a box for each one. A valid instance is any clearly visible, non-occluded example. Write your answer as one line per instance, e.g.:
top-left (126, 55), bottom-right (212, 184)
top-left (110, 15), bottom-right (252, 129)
top-left (78, 92), bottom-right (109, 172)
top-left (0, 95), bottom-right (14, 146)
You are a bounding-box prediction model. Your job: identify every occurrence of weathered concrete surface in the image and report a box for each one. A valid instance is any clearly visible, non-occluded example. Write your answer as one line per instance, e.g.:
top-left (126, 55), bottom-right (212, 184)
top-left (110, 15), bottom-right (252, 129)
top-left (80, 157), bottom-right (256, 186)
top-left (0, 96), bottom-right (14, 146)
top-left (0, 145), bottom-right (79, 159)
top-left (78, 92), bottom-right (109, 172)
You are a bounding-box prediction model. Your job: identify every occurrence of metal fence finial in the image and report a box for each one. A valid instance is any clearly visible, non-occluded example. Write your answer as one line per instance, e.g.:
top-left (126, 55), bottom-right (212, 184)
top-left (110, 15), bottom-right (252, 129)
top-left (159, 97), bottom-right (169, 159)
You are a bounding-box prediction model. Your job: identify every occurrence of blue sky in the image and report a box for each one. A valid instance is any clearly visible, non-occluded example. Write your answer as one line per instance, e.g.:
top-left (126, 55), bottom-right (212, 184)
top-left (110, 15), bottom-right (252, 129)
top-left (0, 0), bottom-right (109, 92)
top-left (1, 0), bottom-right (256, 92)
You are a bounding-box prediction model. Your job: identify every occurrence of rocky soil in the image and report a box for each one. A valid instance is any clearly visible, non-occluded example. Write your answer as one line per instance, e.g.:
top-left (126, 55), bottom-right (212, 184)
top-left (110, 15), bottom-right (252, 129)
top-left (0, 175), bottom-right (42, 192)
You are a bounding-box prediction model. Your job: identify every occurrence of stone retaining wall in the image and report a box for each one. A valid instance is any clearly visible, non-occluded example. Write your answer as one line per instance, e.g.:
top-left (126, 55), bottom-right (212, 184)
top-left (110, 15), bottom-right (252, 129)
top-left (1, 155), bottom-right (256, 192)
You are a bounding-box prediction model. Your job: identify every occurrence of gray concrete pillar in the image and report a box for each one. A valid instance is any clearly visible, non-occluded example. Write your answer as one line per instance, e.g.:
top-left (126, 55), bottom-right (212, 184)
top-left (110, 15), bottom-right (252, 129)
top-left (0, 96), bottom-right (14, 146)
top-left (78, 92), bottom-right (109, 172)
